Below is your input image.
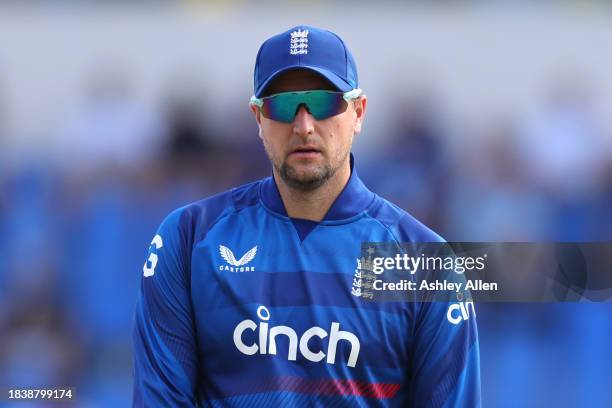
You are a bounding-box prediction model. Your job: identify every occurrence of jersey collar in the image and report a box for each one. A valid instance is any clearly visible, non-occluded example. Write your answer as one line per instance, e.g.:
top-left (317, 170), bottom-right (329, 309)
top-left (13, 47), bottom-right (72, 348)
top-left (260, 154), bottom-right (375, 222)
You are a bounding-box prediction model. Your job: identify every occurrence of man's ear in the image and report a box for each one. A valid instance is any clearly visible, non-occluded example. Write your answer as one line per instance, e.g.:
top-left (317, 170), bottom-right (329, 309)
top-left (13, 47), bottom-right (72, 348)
top-left (250, 104), bottom-right (264, 140)
top-left (353, 95), bottom-right (367, 134)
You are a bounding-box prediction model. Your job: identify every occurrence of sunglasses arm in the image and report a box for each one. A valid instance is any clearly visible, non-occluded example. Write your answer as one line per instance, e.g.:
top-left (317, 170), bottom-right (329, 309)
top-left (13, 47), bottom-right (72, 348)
top-left (343, 88), bottom-right (362, 102)
top-left (249, 96), bottom-right (264, 108)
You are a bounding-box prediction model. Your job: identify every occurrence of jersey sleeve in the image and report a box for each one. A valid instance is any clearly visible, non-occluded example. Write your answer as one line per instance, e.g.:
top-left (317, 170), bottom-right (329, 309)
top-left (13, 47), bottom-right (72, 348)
top-left (406, 299), bottom-right (481, 407)
top-left (133, 207), bottom-right (198, 407)
top-left (389, 213), bottom-right (481, 407)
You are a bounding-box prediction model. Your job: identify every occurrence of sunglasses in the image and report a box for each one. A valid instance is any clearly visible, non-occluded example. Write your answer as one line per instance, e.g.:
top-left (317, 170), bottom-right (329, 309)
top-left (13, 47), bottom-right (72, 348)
top-left (250, 88), bottom-right (362, 123)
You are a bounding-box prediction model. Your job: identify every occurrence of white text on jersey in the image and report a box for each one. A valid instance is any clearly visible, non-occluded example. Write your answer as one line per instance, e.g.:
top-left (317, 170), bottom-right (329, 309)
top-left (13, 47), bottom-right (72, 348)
top-left (233, 305), bottom-right (361, 368)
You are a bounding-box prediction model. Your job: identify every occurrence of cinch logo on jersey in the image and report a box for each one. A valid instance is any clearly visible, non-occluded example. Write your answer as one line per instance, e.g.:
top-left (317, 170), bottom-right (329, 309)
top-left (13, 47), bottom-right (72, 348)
top-left (233, 305), bottom-right (361, 368)
top-left (447, 302), bottom-right (476, 325)
top-left (219, 245), bottom-right (257, 272)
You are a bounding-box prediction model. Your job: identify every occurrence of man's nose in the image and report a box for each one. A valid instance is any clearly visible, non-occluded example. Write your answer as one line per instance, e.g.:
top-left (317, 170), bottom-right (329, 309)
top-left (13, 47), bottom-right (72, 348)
top-left (292, 104), bottom-right (315, 136)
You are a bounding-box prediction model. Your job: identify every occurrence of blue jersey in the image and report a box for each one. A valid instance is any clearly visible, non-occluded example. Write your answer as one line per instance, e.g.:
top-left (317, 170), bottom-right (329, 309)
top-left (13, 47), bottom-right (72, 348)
top-left (133, 161), bottom-right (481, 407)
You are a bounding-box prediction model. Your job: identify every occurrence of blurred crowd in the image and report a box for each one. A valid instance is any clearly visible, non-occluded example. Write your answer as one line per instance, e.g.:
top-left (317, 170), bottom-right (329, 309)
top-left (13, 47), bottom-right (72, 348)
top-left (1, 46), bottom-right (612, 408)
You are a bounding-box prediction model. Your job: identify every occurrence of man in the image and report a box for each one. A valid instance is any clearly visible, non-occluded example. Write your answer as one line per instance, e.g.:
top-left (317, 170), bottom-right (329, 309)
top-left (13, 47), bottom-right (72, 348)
top-left (133, 25), bottom-right (480, 407)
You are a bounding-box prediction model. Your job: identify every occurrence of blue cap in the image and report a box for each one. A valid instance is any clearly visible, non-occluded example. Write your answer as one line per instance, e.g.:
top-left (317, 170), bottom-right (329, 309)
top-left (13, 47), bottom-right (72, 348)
top-left (253, 25), bottom-right (359, 98)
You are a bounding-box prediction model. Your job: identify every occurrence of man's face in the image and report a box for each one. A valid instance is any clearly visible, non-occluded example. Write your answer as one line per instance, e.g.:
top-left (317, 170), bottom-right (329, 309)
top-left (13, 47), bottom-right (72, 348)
top-left (251, 69), bottom-right (366, 191)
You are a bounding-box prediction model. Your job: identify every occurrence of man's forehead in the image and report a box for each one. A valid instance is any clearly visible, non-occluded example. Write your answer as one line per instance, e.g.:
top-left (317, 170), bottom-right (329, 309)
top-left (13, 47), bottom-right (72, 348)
top-left (263, 69), bottom-right (338, 95)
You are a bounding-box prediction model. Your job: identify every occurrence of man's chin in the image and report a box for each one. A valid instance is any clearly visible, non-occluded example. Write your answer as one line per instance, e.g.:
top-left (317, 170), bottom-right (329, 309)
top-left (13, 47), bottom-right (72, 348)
top-left (279, 164), bottom-right (332, 191)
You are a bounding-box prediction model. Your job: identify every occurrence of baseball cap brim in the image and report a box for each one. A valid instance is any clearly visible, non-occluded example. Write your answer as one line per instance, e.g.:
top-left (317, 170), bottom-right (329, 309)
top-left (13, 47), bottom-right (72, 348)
top-left (255, 65), bottom-right (354, 98)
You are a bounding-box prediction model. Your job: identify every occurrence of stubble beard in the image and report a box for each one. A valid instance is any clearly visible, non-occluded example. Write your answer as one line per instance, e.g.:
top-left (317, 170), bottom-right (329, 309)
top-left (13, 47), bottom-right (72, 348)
top-left (266, 148), bottom-right (348, 192)
top-left (277, 159), bottom-right (334, 191)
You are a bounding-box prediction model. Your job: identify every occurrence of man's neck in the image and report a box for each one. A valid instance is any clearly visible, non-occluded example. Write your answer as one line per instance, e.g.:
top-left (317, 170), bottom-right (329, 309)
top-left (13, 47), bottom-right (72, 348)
top-left (274, 160), bottom-right (351, 222)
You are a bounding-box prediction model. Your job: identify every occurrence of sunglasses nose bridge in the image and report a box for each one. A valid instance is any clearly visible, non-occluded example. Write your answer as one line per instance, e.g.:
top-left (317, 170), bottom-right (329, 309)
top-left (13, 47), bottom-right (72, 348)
top-left (294, 103), bottom-right (314, 120)
top-left (294, 102), bottom-right (311, 117)
top-left (292, 104), bottom-right (315, 134)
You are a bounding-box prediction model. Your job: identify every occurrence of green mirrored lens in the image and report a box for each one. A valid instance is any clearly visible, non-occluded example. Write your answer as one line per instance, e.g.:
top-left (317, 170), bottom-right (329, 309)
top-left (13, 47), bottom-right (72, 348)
top-left (261, 91), bottom-right (347, 123)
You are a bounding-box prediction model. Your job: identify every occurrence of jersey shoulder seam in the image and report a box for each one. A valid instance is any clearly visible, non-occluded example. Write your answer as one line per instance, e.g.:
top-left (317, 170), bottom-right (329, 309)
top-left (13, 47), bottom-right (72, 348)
top-left (363, 195), bottom-right (405, 245)
top-left (189, 179), bottom-right (263, 246)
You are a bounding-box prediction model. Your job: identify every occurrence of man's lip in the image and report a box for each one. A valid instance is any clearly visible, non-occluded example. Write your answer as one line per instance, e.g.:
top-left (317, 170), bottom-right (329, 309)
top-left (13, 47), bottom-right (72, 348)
top-left (289, 148), bottom-right (323, 159)
top-left (291, 146), bottom-right (321, 153)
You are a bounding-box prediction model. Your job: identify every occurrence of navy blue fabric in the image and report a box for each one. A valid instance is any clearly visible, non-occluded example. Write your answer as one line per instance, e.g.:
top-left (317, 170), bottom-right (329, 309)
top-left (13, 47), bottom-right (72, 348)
top-left (291, 219), bottom-right (319, 241)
